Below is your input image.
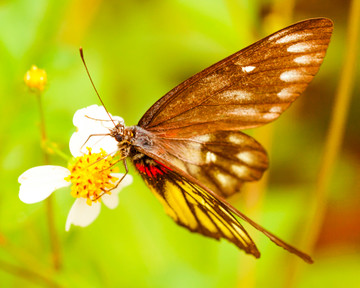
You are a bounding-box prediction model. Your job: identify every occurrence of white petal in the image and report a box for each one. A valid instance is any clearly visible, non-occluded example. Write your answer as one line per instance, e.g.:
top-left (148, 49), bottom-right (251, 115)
top-left (18, 166), bottom-right (70, 204)
top-left (101, 193), bottom-right (119, 209)
top-left (102, 173), bottom-right (133, 209)
top-left (73, 105), bottom-right (107, 128)
top-left (73, 105), bottom-right (124, 129)
top-left (65, 198), bottom-right (101, 231)
top-left (69, 132), bottom-right (87, 157)
top-left (111, 173), bottom-right (133, 193)
top-left (69, 131), bottom-right (118, 157)
top-left (70, 105), bottom-right (123, 157)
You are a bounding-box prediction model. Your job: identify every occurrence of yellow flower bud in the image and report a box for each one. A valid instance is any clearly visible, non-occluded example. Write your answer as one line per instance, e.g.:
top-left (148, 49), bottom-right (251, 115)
top-left (24, 65), bottom-right (47, 91)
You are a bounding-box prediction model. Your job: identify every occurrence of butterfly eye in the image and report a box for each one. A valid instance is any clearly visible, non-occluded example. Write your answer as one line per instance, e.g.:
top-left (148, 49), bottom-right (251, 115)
top-left (114, 134), bottom-right (123, 142)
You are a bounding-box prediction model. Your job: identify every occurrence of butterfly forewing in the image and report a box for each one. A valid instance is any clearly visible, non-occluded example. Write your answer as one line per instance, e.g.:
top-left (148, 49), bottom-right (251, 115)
top-left (138, 18), bottom-right (333, 138)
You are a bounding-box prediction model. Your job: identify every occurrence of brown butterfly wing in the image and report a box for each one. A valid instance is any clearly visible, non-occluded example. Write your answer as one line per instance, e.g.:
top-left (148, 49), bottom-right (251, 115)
top-left (138, 18), bottom-right (333, 138)
top-left (147, 131), bottom-right (268, 198)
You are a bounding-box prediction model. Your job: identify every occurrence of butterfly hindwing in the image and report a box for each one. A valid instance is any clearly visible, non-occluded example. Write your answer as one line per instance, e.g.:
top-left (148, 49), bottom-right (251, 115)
top-left (131, 152), bottom-right (260, 257)
top-left (131, 149), bottom-right (313, 263)
top-left (138, 18), bottom-right (333, 138)
top-left (147, 131), bottom-right (268, 198)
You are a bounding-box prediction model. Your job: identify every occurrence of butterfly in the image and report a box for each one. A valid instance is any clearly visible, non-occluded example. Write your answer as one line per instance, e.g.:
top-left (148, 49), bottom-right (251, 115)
top-left (92, 18), bottom-right (333, 263)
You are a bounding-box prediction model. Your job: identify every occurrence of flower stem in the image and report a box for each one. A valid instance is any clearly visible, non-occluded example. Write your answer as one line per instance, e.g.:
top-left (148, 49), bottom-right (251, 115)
top-left (228, 1), bottom-right (295, 286)
top-left (307, 0), bottom-right (360, 254)
top-left (48, 142), bottom-right (71, 161)
top-left (37, 92), bottom-right (49, 163)
top-left (0, 258), bottom-right (60, 288)
top-left (0, 233), bottom-right (52, 274)
top-left (36, 92), bottom-right (62, 270)
top-left (286, 0), bottom-right (360, 285)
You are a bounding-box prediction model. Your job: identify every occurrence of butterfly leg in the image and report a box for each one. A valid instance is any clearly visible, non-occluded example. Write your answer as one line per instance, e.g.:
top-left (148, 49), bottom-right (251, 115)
top-left (80, 133), bottom-right (111, 152)
top-left (110, 159), bottom-right (129, 190)
top-left (85, 150), bottom-right (119, 170)
top-left (84, 115), bottom-right (117, 122)
top-left (92, 159), bottom-right (129, 202)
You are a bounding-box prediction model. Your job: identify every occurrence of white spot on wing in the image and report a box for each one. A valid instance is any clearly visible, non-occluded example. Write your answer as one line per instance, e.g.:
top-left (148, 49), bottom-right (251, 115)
top-left (171, 158), bottom-right (187, 171)
top-left (276, 32), bottom-right (312, 44)
top-left (182, 142), bottom-right (202, 163)
top-left (186, 164), bottom-right (201, 175)
top-left (263, 113), bottom-right (278, 120)
top-left (231, 165), bottom-right (248, 177)
top-left (206, 152), bottom-right (217, 164)
top-left (236, 151), bottom-right (255, 164)
top-left (215, 172), bottom-right (237, 189)
top-left (280, 70), bottom-right (303, 82)
top-left (268, 29), bottom-right (288, 41)
top-left (242, 66), bottom-right (255, 73)
top-left (194, 134), bottom-right (211, 142)
top-left (277, 87), bottom-right (297, 100)
top-left (269, 106), bottom-right (283, 113)
top-left (287, 42), bottom-right (313, 53)
top-left (219, 90), bottom-right (252, 102)
top-left (228, 107), bottom-right (257, 116)
top-left (216, 173), bottom-right (228, 186)
top-left (229, 134), bottom-right (244, 145)
top-left (294, 54), bottom-right (322, 64)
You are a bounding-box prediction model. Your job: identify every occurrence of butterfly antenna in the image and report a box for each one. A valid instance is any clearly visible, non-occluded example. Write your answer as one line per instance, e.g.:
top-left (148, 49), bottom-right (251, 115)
top-left (79, 47), bottom-right (116, 127)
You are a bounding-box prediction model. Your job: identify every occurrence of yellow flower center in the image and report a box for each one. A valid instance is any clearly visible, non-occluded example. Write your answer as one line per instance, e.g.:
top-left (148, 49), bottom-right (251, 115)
top-left (24, 65), bottom-right (47, 91)
top-left (64, 148), bottom-right (119, 206)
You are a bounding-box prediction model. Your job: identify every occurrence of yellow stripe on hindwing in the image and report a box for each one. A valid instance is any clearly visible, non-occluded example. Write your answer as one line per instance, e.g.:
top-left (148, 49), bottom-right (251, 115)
top-left (140, 160), bottom-right (258, 255)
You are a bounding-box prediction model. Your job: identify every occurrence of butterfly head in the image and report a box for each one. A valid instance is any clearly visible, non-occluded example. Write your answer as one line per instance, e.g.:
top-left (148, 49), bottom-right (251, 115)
top-left (109, 123), bottom-right (135, 158)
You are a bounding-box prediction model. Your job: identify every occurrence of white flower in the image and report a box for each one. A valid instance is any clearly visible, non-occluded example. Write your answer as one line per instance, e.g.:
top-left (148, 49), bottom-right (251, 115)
top-left (19, 105), bottom-right (132, 231)
top-left (69, 104), bottom-right (123, 157)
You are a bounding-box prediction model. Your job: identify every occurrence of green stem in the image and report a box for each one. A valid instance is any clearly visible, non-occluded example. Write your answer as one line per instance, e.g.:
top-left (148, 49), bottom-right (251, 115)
top-left (0, 233), bottom-right (53, 274)
top-left (37, 92), bottom-right (50, 163)
top-left (286, 0), bottom-right (360, 286)
top-left (36, 92), bottom-right (62, 270)
top-left (0, 258), bottom-right (60, 288)
top-left (308, 2), bottom-right (360, 254)
top-left (48, 142), bottom-right (71, 161)
top-left (228, 1), bottom-right (296, 286)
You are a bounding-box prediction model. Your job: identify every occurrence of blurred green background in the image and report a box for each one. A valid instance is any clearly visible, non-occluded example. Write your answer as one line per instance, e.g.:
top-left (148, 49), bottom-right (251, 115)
top-left (0, 0), bottom-right (359, 287)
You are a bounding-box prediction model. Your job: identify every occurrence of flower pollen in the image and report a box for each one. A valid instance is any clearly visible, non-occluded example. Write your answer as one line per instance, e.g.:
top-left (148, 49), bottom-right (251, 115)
top-left (64, 148), bottom-right (119, 206)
